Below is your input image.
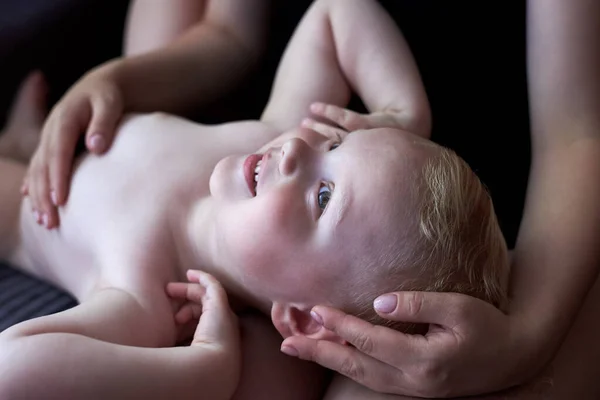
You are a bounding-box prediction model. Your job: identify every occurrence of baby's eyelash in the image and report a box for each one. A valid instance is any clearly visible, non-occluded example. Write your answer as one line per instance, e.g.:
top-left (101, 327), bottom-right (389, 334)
top-left (328, 132), bottom-right (343, 151)
top-left (317, 182), bottom-right (333, 217)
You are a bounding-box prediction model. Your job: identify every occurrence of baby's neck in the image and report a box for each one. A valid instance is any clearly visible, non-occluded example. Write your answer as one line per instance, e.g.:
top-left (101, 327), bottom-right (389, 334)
top-left (171, 197), bottom-right (272, 315)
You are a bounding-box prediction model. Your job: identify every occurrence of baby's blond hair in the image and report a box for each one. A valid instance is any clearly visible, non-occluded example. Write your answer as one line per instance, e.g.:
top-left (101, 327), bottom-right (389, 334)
top-left (344, 146), bottom-right (509, 332)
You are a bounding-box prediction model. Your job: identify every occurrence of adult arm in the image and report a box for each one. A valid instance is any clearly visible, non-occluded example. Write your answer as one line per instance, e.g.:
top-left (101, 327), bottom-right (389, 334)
top-left (117, 0), bottom-right (269, 113)
top-left (509, 0), bottom-right (600, 366)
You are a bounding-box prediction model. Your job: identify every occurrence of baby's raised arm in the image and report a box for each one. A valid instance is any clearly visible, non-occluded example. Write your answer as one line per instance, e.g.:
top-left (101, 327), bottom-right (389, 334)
top-left (262, 0), bottom-right (430, 137)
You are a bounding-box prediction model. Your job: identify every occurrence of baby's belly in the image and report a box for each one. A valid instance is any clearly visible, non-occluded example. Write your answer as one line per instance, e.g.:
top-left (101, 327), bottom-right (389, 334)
top-left (15, 199), bottom-right (98, 301)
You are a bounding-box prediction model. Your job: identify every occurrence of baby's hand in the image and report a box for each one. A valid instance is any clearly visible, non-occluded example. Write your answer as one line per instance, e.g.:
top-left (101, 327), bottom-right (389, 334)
top-left (166, 270), bottom-right (240, 354)
top-left (302, 102), bottom-right (415, 135)
top-left (22, 63), bottom-right (124, 229)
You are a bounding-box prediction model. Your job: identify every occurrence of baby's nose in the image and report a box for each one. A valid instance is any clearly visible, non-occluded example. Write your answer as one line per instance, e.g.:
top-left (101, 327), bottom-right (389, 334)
top-left (279, 138), bottom-right (311, 176)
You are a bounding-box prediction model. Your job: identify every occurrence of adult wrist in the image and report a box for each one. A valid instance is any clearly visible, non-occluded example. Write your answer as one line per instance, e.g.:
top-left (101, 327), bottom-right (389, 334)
top-left (503, 309), bottom-right (558, 387)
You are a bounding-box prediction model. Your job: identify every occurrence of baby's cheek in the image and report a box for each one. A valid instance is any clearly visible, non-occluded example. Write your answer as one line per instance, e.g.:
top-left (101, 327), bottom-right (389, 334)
top-left (240, 197), bottom-right (313, 278)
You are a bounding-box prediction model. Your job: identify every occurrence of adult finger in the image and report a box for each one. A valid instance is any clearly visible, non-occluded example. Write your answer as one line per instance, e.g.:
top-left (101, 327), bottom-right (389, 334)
top-left (311, 305), bottom-right (427, 366)
top-left (281, 335), bottom-right (406, 394)
top-left (46, 114), bottom-right (82, 210)
top-left (85, 95), bottom-right (122, 154)
top-left (29, 158), bottom-right (56, 229)
top-left (20, 180), bottom-right (29, 196)
top-left (186, 270), bottom-right (239, 349)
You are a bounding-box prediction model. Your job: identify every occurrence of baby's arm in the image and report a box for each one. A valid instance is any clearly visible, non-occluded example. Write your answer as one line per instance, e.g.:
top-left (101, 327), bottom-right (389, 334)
top-left (262, 0), bottom-right (430, 137)
top-left (0, 271), bottom-right (241, 400)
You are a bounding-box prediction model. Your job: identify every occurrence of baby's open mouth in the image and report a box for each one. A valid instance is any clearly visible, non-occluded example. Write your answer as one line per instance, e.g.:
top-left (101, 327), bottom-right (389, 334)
top-left (244, 153), bottom-right (264, 197)
top-left (253, 158), bottom-right (262, 194)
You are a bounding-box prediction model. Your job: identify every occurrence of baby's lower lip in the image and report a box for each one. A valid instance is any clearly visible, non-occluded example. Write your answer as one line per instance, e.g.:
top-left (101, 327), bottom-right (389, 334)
top-left (243, 154), bottom-right (262, 196)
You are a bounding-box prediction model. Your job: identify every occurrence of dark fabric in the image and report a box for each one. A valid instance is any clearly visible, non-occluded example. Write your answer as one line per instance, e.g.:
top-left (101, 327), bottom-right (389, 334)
top-left (0, 262), bottom-right (77, 332)
top-left (0, 0), bottom-right (129, 127)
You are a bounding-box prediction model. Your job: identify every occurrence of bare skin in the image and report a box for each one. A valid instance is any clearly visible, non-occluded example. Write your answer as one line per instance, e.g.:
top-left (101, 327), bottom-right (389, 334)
top-left (0, 0), bottom-right (429, 398)
top-left (23, 0), bottom-right (269, 229)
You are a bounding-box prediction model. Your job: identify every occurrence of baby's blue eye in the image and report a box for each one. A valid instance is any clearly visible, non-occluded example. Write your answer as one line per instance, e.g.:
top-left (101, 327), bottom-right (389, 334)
top-left (318, 184), bottom-right (332, 210)
top-left (329, 142), bottom-right (340, 151)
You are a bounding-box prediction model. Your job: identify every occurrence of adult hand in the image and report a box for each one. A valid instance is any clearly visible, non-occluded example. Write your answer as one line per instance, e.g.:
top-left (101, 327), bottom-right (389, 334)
top-left (23, 61), bottom-right (124, 229)
top-left (281, 291), bottom-right (540, 398)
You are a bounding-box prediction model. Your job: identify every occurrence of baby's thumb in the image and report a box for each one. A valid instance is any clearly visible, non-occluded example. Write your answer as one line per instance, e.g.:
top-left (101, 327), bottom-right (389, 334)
top-left (86, 97), bottom-right (122, 154)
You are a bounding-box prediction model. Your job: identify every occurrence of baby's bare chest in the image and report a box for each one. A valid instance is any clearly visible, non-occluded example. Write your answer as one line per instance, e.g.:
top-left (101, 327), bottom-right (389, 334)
top-left (39, 118), bottom-right (214, 297)
top-left (32, 114), bottom-right (277, 298)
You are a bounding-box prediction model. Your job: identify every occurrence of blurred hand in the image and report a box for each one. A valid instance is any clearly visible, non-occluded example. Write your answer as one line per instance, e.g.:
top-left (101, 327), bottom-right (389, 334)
top-left (23, 63), bottom-right (124, 229)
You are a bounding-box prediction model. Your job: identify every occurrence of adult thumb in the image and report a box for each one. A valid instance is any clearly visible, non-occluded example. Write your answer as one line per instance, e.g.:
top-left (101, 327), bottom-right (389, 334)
top-left (374, 291), bottom-right (468, 327)
top-left (86, 96), bottom-right (122, 154)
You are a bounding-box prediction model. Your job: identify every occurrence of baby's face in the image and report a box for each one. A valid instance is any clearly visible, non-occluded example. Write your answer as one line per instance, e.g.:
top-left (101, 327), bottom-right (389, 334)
top-left (209, 126), bottom-right (432, 306)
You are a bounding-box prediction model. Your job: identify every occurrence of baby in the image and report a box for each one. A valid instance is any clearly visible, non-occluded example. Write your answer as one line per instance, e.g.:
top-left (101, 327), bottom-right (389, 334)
top-left (0, 0), bottom-right (508, 398)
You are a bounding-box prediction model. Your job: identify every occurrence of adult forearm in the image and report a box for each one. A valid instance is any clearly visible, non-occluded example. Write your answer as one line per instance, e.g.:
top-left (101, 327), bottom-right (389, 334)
top-left (0, 332), bottom-right (236, 400)
top-left (110, 23), bottom-right (260, 115)
top-left (510, 140), bottom-right (600, 362)
top-left (513, 0), bottom-right (600, 362)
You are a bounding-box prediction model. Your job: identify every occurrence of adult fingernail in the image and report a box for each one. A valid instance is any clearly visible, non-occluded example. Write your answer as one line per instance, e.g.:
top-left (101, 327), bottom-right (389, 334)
top-left (50, 190), bottom-right (57, 206)
top-left (89, 135), bottom-right (105, 152)
top-left (310, 310), bottom-right (323, 326)
top-left (281, 345), bottom-right (299, 357)
top-left (374, 294), bottom-right (397, 313)
top-left (42, 213), bottom-right (49, 227)
top-left (33, 209), bottom-right (40, 222)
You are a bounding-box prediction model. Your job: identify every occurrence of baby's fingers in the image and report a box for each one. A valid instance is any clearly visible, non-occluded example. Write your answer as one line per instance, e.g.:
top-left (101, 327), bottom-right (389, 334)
top-left (301, 118), bottom-right (347, 139)
top-left (166, 282), bottom-right (205, 323)
top-left (309, 102), bottom-right (367, 131)
top-left (186, 270), bottom-right (239, 349)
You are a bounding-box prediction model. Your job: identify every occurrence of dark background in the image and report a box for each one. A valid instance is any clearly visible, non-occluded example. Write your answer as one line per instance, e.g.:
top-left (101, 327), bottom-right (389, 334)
top-left (0, 0), bottom-right (530, 248)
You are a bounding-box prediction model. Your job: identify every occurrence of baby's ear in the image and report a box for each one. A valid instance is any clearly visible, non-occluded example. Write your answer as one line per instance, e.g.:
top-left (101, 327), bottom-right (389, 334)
top-left (271, 302), bottom-right (346, 344)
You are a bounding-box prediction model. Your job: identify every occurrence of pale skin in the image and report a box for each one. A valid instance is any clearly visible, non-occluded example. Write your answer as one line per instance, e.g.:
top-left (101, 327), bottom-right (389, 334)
top-left (0, 0), bottom-right (431, 398)
top-left (282, 0), bottom-right (600, 398)
top-left (23, 0), bottom-right (269, 229)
